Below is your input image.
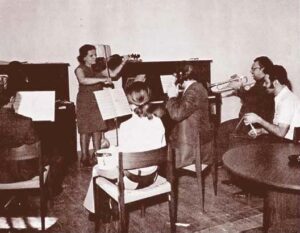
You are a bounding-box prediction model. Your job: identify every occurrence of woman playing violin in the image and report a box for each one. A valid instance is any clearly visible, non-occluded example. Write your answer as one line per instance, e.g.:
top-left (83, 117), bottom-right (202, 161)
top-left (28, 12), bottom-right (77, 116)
top-left (75, 44), bottom-right (128, 167)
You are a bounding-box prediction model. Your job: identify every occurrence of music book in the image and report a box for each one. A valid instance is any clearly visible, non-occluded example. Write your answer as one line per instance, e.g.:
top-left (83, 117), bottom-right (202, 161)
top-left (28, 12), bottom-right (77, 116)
top-left (14, 91), bottom-right (55, 121)
top-left (94, 88), bottom-right (132, 120)
top-left (160, 75), bottom-right (176, 93)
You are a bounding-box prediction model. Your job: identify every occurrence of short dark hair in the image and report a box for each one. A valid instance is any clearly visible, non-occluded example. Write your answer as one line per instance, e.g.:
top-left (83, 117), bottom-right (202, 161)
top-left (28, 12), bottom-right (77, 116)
top-left (254, 56), bottom-right (273, 75)
top-left (77, 44), bottom-right (96, 64)
top-left (269, 65), bottom-right (291, 88)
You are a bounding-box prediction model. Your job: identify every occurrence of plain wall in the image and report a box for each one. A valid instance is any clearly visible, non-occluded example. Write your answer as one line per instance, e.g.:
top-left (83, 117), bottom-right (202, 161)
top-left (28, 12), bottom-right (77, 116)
top-left (1, 0), bottom-right (299, 146)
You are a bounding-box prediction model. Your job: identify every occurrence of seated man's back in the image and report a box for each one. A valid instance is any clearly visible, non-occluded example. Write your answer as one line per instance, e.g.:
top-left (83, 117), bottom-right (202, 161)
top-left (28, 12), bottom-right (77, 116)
top-left (0, 80), bottom-right (39, 183)
top-left (0, 108), bottom-right (38, 149)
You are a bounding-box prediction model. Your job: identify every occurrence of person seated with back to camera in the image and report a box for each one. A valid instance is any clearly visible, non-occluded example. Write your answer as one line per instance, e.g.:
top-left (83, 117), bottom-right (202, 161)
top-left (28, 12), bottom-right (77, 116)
top-left (83, 81), bottom-right (166, 221)
top-left (0, 76), bottom-right (39, 183)
top-left (244, 65), bottom-right (300, 141)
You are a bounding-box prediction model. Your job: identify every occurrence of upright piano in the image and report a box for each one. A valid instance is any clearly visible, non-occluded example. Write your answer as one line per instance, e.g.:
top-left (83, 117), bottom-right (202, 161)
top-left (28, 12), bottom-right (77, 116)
top-left (0, 63), bottom-right (77, 163)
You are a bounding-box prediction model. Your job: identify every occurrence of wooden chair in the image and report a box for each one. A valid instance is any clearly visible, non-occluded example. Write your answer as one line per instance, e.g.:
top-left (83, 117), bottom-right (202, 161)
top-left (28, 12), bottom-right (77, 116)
top-left (93, 145), bottom-right (176, 233)
top-left (180, 131), bottom-right (218, 212)
top-left (0, 141), bottom-right (50, 232)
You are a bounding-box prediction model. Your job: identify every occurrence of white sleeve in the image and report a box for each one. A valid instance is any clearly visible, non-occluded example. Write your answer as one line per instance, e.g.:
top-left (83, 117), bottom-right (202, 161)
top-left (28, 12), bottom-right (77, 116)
top-left (275, 99), bottom-right (295, 125)
top-left (118, 122), bottom-right (129, 147)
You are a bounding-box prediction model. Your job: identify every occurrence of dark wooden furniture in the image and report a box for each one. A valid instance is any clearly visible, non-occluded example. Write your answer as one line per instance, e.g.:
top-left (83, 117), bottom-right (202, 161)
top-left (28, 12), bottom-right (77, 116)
top-left (0, 63), bottom-right (77, 162)
top-left (0, 63), bottom-right (70, 100)
top-left (93, 146), bottom-right (176, 233)
top-left (223, 143), bottom-right (300, 232)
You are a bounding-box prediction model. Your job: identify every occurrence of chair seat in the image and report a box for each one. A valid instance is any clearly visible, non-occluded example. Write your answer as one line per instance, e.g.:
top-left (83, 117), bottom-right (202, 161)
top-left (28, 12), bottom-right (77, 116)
top-left (182, 164), bottom-right (208, 172)
top-left (0, 165), bottom-right (50, 190)
top-left (96, 175), bottom-right (170, 204)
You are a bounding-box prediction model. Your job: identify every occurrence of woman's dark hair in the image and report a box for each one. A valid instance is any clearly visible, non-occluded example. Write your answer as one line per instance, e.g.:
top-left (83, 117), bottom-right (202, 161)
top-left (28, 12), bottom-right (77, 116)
top-left (77, 44), bottom-right (96, 64)
top-left (126, 81), bottom-right (154, 119)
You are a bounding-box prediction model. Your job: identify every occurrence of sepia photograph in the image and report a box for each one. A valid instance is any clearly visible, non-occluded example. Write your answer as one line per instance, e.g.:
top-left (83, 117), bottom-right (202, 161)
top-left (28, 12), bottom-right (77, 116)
top-left (0, 0), bottom-right (299, 232)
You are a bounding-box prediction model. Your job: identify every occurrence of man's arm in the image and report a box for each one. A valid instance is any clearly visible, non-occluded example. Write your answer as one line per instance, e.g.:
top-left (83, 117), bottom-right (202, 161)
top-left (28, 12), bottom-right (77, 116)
top-left (244, 113), bottom-right (290, 138)
top-left (166, 84), bottom-right (204, 122)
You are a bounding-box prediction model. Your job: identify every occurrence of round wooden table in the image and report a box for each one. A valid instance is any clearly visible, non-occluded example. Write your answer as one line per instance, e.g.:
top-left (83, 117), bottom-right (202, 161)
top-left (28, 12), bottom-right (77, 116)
top-left (223, 143), bottom-right (300, 232)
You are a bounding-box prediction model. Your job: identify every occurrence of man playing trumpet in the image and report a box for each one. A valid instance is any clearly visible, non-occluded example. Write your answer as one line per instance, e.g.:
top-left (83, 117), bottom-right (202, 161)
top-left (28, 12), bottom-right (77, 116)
top-left (216, 56), bottom-right (275, 164)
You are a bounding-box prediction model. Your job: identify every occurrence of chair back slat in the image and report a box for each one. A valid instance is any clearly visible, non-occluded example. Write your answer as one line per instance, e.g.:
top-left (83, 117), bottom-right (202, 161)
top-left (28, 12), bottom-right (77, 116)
top-left (120, 147), bottom-right (167, 170)
top-left (6, 141), bottom-right (41, 161)
top-left (0, 140), bottom-right (47, 231)
top-left (93, 144), bottom-right (176, 232)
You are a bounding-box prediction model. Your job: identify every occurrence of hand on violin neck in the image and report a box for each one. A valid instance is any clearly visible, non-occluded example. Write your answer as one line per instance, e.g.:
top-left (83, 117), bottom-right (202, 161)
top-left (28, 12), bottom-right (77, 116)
top-left (105, 77), bottom-right (113, 85)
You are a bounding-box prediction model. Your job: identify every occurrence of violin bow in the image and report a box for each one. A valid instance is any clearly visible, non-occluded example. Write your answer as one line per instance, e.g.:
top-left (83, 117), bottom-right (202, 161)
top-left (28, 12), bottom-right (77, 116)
top-left (103, 45), bottom-right (111, 80)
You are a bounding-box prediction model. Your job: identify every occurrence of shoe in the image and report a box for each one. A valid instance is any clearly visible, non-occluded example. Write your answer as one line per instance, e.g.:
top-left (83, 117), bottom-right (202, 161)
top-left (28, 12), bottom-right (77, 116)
top-left (90, 152), bottom-right (98, 166)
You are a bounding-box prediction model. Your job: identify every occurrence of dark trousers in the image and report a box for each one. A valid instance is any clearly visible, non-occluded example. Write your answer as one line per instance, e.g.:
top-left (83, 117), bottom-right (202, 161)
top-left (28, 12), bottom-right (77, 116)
top-left (215, 118), bottom-right (240, 163)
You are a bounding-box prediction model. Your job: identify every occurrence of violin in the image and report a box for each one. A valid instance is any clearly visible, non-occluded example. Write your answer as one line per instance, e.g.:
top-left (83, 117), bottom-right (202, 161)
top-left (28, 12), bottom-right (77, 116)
top-left (92, 53), bottom-right (141, 72)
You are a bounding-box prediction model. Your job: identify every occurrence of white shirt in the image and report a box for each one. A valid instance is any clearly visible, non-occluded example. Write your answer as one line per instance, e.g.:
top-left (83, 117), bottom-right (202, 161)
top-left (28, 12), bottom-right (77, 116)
top-left (83, 112), bottom-right (166, 212)
top-left (273, 86), bottom-right (300, 140)
top-left (119, 112), bottom-right (166, 152)
top-left (119, 112), bottom-right (166, 189)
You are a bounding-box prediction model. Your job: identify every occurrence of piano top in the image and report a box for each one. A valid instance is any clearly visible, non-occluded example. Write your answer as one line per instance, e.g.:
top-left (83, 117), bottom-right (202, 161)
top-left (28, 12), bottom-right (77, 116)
top-left (121, 60), bottom-right (212, 76)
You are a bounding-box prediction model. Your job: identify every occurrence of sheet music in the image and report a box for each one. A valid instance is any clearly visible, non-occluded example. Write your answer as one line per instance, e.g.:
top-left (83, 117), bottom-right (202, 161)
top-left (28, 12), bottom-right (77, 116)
top-left (160, 75), bottom-right (176, 93)
top-left (95, 44), bottom-right (111, 58)
top-left (14, 91), bottom-right (55, 121)
top-left (94, 88), bottom-right (131, 120)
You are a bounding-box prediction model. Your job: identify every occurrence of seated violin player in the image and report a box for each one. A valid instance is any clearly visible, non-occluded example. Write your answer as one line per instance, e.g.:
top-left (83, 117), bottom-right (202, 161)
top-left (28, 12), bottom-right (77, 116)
top-left (83, 81), bottom-right (166, 220)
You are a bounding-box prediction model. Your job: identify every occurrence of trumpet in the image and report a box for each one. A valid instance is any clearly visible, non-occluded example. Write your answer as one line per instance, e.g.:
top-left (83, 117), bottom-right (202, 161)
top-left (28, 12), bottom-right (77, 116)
top-left (209, 76), bottom-right (255, 93)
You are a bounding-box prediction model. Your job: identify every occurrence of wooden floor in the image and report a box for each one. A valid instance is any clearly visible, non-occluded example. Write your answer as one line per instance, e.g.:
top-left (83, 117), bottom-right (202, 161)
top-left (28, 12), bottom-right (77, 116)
top-left (1, 161), bottom-right (265, 233)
